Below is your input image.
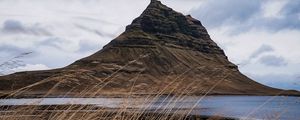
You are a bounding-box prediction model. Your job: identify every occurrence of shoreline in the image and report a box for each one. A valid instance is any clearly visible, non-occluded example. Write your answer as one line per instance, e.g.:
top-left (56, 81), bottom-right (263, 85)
top-left (1, 92), bottom-right (300, 99)
top-left (0, 105), bottom-right (237, 120)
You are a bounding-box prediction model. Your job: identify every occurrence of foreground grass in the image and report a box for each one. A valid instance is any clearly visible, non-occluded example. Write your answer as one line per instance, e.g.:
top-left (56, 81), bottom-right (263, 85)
top-left (0, 53), bottom-right (295, 120)
top-left (0, 67), bottom-right (232, 120)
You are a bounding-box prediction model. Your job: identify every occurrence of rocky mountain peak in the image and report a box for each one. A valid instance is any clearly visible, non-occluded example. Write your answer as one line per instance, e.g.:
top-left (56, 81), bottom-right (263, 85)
top-left (106, 0), bottom-right (226, 56)
top-left (150, 0), bottom-right (161, 4)
top-left (125, 0), bottom-right (206, 37)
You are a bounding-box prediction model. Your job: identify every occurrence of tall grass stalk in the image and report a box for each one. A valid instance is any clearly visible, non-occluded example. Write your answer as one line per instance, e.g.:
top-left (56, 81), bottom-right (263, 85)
top-left (0, 53), bottom-right (244, 120)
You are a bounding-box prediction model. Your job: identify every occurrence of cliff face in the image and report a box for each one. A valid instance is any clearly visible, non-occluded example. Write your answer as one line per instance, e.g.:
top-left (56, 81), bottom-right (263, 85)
top-left (0, 0), bottom-right (298, 98)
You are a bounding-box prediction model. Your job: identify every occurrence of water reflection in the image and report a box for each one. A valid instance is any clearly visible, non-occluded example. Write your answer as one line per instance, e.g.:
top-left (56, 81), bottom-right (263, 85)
top-left (0, 96), bottom-right (299, 120)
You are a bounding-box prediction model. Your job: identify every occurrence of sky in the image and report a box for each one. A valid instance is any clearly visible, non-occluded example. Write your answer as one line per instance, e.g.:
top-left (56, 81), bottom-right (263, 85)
top-left (0, 0), bottom-right (299, 90)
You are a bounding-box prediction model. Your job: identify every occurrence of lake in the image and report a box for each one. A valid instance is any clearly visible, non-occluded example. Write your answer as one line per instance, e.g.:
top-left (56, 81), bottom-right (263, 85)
top-left (0, 96), bottom-right (299, 120)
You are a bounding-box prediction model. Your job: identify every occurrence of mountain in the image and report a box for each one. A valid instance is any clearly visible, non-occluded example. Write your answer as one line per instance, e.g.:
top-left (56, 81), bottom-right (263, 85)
top-left (0, 0), bottom-right (299, 98)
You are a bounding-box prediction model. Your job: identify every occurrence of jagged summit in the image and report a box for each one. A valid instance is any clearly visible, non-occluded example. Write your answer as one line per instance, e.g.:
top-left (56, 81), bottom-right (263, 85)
top-left (127, 0), bottom-right (203, 35)
top-left (0, 0), bottom-right (299, 98)
top-left (106, 0), bottom-right (225, 55)
top-left (150, 0), bottom-right (158, 2)
top-left (128, 0), bottom-right (206, 37)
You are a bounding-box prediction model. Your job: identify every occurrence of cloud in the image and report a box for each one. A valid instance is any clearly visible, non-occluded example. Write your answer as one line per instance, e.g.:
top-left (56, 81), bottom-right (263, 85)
top-left (2, 19), bottom-right (52, 36)
top-left (209, 24), bottom-right (300, 80)
top-left (0, 59), bottom-right (25, 75)
top-left (11, 64), bottom-right (50, 72)
top-left (0, 45), bottom-right (34, 68)
top-left (77, 39), bottom-right (100, 53)
top-left (0, 0), bottom-right (150, 70)
top-left (237, 44), bottom-right (274, 66)
top-left (191, 0), bottom-right (300, 34)
top-left (191, 0), bottom-right (261, 29)
top-left (259, 55), bottom-right (287, 67)
top-left (261, 0), bottom-right (287, 19)
top-left (0, 52), bottom-right (36, 75)
top-left (38, 37), bottom-right (70, 50)
top-left (1, 63), bottom-right (50, 75)
top-left (2, 20), bottom-right (25, 33)
top-left (74, 24), bottom-right (115, 38)
top-left (247, 73), bottom-right (300, 91)
top-left (0, 44), bottom-right (30, 54)
top-left (259, 0), bottom-right (300, 31)
top-left (249, 44), bottom-right (274, 59)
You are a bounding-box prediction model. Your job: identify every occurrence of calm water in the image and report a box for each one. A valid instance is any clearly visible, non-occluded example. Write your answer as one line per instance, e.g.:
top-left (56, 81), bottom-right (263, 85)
top-left (0, 96), bottom-right (299, 120)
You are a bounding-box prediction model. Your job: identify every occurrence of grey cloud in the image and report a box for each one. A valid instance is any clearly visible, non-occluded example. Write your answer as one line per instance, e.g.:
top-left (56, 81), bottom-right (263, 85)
top-left (3, 20), bottom-right (25, 33)
top-left (277, 1), bottom-right (300, 30)
top-left (75, 24), bottom-right (105, 36)
top-left (254, 1), bottom-right (300, 32)
top-left (191, 0), bottom-right (300, 33)
top-left (39, 37), bottom-right (68, 50)
top-left (0, 59), bottom-right (26, 75)
top-left (247, 73), bottom-right (300, 91)
top-left (38, 37), bottom-right (99, 53)
top-left (0, 44), bottom-right (27, 54)
top-left (74, 24), bottom-right (115, 38)
top-left (191, 0), bottom-right (261, 28)
top-left (73, 16), bottom-right (116, 26)
top-left (239, 45), bottom-right (274, 66)
top-left (0, 45), bottom-right (35, 61)
top-left (249, 45), bottom-right (274, 59)
top-left (77, 40), bottom-right (100, 53)
top-left (0, 45), bottom-right (35, 63)
top-left (259, 55), bottom-right (287, 67)
top-left (2, 19), bottom-right (52, 36)
top-left (0, 51), bottom-right (34, 75)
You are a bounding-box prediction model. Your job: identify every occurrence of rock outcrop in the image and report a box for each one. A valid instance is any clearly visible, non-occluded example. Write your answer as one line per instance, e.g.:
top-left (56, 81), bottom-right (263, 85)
top-left (0, 0), bottom-right (299, 98)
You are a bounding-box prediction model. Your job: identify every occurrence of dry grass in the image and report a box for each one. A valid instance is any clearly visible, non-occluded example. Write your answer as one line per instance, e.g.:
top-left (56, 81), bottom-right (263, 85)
top-left (0, 53), bottom-right (296, 120)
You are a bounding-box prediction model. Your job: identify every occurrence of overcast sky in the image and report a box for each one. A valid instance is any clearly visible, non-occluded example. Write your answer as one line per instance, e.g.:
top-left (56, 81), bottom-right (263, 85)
top-left (0, 0), bottom-right (299, 90)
